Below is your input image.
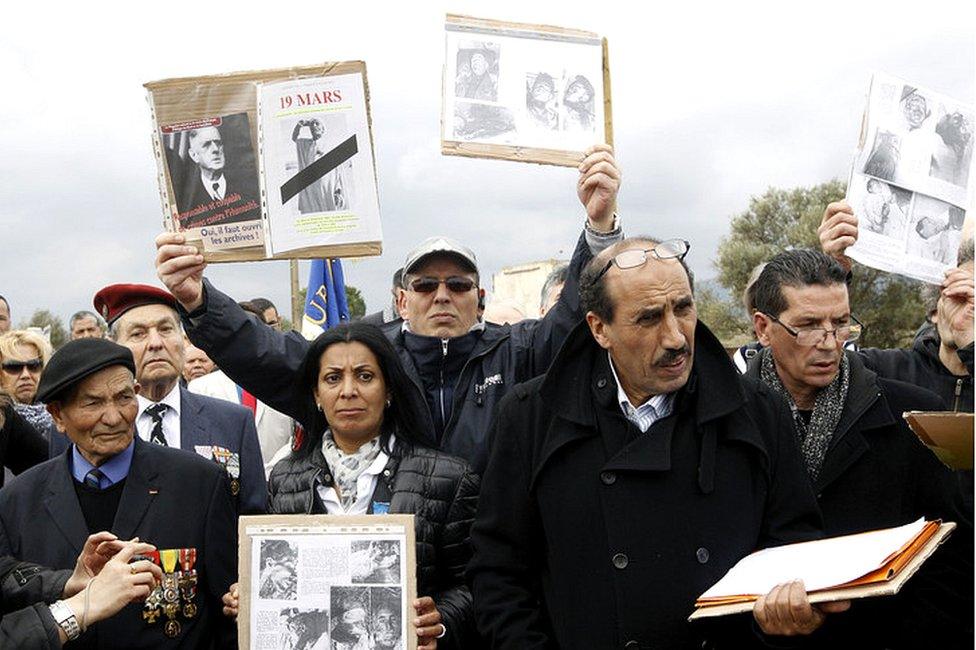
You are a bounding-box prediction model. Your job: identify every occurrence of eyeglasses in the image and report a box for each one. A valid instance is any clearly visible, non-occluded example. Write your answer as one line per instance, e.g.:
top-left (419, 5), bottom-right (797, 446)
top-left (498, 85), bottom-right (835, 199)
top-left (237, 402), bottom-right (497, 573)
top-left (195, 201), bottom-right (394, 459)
top-left (1, 358), bottom-right (43, 374)
top-left (764, 313), bottom-right (864, 347)
top-left (594, 239), bottom-right (690, 282)
top-left (407, 276), bottom-right (477, 294)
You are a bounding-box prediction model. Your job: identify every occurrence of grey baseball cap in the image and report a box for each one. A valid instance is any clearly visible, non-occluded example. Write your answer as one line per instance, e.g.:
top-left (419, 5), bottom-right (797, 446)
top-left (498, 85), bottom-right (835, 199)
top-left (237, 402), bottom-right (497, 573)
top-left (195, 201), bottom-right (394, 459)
top-left (402, 237), bottom-right (478, 275)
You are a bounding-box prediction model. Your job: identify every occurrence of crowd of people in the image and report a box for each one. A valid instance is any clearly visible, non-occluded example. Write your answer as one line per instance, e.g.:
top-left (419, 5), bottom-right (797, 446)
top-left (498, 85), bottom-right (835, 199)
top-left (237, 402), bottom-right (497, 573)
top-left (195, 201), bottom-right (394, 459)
top-left (0, 143), bottom-right (973, 649)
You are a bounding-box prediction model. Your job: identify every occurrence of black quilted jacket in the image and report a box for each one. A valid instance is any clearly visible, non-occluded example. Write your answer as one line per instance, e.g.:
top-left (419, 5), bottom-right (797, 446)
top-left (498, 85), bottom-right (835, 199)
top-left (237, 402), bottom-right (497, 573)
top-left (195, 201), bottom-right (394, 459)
top-left (268, 444), bottom-right (480, 649)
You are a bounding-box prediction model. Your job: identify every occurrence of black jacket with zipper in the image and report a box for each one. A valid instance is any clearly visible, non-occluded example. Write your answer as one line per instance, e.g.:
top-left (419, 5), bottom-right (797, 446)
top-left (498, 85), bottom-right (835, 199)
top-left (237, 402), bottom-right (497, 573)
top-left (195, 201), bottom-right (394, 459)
top-left (858, 335), bottom-right (973, 412)
top-left (182, 231), bottom-right (596, 474)
top-left (267, 444), bottom-right (480, 650)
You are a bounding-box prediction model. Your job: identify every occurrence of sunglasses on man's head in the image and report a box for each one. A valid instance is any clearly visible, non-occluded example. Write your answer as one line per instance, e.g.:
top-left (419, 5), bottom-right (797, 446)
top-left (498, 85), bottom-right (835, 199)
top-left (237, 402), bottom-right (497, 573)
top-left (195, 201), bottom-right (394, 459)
top-left (1, 358), bottom-right (43, 374)
top-left (407, 277), bottom-right (477, 294)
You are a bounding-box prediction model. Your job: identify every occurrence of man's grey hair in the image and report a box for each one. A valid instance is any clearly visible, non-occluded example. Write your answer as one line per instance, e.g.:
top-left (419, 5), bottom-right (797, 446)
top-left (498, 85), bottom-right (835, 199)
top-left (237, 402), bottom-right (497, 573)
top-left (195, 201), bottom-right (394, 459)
top-left (957, 237), bottom-right (974, 266)
top-left (752, 249), bottom-right (847, 318)
top-left (69, 310), bottom-right (105, 330)
top-left (539, 263), bottom-right (569, 308)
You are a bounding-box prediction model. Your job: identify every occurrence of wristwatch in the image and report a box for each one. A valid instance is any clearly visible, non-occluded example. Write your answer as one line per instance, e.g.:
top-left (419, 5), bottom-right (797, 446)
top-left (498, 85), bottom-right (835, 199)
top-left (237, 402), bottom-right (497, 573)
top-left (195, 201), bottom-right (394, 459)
top-left (48, 600), bottom-right (82, 641)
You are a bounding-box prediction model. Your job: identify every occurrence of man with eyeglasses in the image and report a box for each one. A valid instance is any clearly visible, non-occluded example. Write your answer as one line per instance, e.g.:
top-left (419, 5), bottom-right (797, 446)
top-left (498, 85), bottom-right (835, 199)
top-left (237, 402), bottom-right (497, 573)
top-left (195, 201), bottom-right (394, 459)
top-left (745, 249), bottom-right (971, 648)
top-left (154, 144), bottom-right (622, 473)
top-left (469, 237), bottom-right (841, 648)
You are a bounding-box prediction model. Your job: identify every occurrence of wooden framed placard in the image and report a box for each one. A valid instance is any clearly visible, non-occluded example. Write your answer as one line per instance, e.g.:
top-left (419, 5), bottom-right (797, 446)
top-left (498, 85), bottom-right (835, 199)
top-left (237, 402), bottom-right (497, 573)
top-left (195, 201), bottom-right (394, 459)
top-left (441, 14), bottom-right (613, 167)
top-left (238, 514), bottom-right (417, 650)
top-left (145, 62), bottom-right (383, 262)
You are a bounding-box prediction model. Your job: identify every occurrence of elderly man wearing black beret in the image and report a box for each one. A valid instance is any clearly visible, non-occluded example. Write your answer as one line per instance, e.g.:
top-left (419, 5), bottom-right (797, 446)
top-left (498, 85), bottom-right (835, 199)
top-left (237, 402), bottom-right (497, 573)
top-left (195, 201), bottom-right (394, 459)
top-left (0, 338), bottom-right (238, 649)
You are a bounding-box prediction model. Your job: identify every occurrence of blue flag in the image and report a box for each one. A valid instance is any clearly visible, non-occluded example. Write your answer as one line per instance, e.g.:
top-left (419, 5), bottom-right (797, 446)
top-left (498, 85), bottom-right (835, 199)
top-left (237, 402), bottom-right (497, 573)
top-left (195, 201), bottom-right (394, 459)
top-left (301, 258), bottom-right (349, 339)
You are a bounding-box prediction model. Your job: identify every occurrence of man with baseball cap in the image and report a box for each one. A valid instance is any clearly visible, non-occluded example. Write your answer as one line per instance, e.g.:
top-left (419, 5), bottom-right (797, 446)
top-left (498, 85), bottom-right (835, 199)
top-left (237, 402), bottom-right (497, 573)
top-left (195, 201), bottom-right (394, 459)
top-left (155, 144), bottom-right (622, 472)
top-left (0, 338), bottom-right (238, 648)
top-left (49, 283), bottom-right (266, 515)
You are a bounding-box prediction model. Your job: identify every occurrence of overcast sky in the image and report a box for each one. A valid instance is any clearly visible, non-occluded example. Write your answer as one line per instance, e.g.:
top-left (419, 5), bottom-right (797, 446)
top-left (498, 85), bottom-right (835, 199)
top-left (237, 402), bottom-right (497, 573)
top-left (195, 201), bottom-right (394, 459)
top-left (1, 1), bottom-right (973, 326)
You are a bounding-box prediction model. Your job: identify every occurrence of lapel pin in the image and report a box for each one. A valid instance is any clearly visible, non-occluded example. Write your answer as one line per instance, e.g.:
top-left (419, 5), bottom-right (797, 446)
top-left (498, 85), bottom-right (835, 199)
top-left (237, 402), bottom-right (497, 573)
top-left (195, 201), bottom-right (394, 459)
top-left (149, 489), bottom-right (159, 495)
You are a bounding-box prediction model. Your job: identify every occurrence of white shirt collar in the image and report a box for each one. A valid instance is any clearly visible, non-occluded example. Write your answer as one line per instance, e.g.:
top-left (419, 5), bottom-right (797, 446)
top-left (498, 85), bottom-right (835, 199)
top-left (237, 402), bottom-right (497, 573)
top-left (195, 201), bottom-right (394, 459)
top-left (201, 170), bottom-right (226, 200)
top-left (607, 352), bottom-right (674, 418)
top-left (137, 382), bottom-right (181, 416)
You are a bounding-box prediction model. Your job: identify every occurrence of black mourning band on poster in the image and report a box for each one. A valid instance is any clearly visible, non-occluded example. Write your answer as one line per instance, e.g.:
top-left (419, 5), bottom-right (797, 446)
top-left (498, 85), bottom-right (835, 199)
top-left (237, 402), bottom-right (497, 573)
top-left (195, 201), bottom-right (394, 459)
top-left (280, 134), bottom-right (358, 205)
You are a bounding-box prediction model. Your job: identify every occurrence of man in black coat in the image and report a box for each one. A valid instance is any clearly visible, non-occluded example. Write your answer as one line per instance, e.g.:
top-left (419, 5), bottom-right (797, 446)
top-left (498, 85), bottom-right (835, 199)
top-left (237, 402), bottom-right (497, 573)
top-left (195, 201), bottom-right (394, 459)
top-left (0, 338), bottom-right (238, 649)
top-left (155, 144), bottom-right (623, 475)
top-left (819, 201), bottom-right (974, 412)
top-left (746, 248), bottom-right (972, 648)
top-left (468, 237), bottom-right (833, 649)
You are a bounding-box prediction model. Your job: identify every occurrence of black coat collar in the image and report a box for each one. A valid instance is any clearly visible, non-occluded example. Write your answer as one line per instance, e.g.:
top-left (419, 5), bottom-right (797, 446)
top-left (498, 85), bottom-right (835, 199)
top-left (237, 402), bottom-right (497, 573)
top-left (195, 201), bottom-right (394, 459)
top-left (538, 320), bottom-right (746, 428)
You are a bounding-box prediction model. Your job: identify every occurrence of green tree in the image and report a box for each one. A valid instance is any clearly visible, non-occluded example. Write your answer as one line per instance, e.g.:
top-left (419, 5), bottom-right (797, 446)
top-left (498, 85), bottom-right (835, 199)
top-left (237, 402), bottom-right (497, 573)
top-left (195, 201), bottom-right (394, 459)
top-left (18, 309), bottom-right (69, 350)
top-left (694, 286), bottom-right (752, 347)
top-left (713, 179), bottom-right (926, 349)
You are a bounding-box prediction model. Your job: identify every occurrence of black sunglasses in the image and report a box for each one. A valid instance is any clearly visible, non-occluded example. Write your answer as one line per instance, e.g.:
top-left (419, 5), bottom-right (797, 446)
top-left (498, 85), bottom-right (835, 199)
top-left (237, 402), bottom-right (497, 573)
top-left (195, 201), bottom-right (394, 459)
top-left (407, 276), bottom-right (477, 294)
top-left (1, 358), bottom-right (43, 374)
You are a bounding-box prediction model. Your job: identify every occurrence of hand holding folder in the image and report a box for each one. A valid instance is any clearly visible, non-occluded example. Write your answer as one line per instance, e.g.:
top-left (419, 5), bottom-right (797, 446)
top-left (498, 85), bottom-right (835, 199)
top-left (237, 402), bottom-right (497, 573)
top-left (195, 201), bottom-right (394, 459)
top-left (690, 518), bottom-right (955, 620)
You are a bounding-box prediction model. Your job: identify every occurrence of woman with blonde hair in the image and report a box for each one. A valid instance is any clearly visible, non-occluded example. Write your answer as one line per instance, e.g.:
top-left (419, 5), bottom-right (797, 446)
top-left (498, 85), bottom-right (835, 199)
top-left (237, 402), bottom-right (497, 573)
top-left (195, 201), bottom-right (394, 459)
top-left (0, 329), bottom-right (54, 435)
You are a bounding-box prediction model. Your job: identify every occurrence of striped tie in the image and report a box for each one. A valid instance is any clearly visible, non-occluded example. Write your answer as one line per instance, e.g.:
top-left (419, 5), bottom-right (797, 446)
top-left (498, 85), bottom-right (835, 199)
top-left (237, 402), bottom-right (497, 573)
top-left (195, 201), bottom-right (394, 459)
top-left (84, 468), bottom-right (105, 489)
top-left (145, 403), bottom-right (169, 446)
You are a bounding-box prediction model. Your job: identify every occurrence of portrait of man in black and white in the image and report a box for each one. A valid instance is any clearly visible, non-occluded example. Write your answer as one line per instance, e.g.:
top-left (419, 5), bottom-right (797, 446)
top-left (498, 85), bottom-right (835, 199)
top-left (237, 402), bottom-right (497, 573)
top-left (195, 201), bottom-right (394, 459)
top-left (279, 607), bottom-right (330, 650)
top-left (862, 129), bottom-right (901, 181)
top-left (561, 74), bottom-right (596, 132)
top-left (454, 42), bottom-right (500, 102)
top-left (526, 72), bottom-right (559, 131)
top-left (369, 587), bottom-right (402, 650)
top-left (259, 539), bottom-right (299, 600)
top-left (330, 587), bottom-right (371, 650)
top-left (453, 102), bottom-right (515, 140)
top-left (351, 540), bottom-right (401, 584)
top-left (930, 108), bottom-right (973, 188)
top-left (163, 112), bottom-right (262, 228)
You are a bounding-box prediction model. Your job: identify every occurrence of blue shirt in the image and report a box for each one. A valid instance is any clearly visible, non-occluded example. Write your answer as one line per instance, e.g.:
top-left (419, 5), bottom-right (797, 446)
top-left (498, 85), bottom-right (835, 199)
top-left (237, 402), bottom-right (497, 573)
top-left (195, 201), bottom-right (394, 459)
top-left (71, 440), bottom-right (135, 489)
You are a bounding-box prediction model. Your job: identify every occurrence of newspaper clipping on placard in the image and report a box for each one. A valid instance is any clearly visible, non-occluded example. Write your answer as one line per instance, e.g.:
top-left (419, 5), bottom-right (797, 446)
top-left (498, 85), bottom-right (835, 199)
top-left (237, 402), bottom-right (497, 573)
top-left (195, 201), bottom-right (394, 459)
top-left (258, 73), bottom-right (382, 257)
top-left (443, 20), bottom-right (605, 152)
top-left (157, 113), bottom-right (264, 249)
top-left (247, 521), bottom-right (409, 650)
top-left (846, 73), bottom-right (974, 284)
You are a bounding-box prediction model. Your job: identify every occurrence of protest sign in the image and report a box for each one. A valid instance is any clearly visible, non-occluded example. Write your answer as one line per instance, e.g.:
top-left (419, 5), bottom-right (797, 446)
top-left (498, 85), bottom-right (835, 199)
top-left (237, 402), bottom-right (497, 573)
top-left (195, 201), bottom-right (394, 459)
top-left (846, 73), bottom-right (974, 284)
top-left (441, 14), bottom-right (613, 167)
top-left (238, 515), bottom-right (417, 650)
top-left (145, 62), bottom-right (382, 262)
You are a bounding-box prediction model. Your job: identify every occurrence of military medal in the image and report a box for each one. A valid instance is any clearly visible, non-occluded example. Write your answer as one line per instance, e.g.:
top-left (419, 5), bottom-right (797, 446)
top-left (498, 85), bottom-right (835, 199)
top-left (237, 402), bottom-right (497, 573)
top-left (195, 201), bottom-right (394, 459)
top-left (142, 552), bottom-right (164, 624)
top-left (211, 446), bottom-right (241, 496)
top-left (179, 548), bottom-right (199, 619)
top-left (164, 619), bottom-right (181, 638)
top-left (142, 585), bottom-right (162, 624)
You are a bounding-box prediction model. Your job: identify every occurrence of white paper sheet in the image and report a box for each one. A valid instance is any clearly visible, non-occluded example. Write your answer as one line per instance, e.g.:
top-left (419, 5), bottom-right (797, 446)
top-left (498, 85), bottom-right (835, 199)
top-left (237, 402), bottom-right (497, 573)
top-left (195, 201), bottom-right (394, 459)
top-left (700, 518), bottom-right (927, 599)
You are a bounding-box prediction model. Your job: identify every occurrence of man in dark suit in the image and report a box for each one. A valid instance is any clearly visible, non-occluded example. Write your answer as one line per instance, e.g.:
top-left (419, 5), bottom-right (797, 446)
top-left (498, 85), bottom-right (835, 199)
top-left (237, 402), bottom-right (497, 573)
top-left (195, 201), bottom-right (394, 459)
top-left (177, 125), bottom-right (260, 229)
top-left (52, 284), bottom-right (266, 514)
top-left (0, 338), bottom-right (237, 648)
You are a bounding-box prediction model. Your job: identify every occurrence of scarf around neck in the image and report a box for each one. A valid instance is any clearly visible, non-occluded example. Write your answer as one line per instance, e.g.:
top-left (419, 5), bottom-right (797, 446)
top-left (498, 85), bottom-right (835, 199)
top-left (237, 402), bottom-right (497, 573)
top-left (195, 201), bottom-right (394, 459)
top-left (321, 430), bottom-right (382, 511)
top-left (758, 348), bottom-right (850, 481)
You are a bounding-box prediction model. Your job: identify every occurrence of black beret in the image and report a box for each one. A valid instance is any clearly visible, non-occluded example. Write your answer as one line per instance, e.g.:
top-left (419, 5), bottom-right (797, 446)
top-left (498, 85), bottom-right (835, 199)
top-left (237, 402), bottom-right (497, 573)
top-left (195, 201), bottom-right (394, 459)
top-left (36, 338), bottom-right (135, 403)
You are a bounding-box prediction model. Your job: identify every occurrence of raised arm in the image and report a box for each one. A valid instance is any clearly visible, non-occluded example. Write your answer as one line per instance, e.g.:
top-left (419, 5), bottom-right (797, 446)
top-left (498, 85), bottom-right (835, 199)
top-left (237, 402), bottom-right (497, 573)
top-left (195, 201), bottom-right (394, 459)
top-left (516, 145), bottom-right (623, 374)
top-left (155, 232), bottom-right (310, 418)
top-left (817, 200), bottom-right (858, 273)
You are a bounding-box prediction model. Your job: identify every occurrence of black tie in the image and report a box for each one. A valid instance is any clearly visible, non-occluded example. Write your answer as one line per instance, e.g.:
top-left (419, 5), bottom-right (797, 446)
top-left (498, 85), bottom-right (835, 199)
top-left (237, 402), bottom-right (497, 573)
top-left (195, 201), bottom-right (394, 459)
top-left (146, 403), bottom-right (169, 446)
top-left (84, 468), bottom-right (105, 489)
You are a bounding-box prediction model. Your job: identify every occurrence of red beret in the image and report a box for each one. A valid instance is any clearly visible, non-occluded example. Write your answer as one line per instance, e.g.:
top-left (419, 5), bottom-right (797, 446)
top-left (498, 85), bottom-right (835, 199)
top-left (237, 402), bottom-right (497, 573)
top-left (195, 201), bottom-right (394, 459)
top-left (93, 284), bottom-right (179, 325)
